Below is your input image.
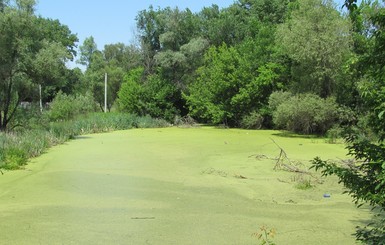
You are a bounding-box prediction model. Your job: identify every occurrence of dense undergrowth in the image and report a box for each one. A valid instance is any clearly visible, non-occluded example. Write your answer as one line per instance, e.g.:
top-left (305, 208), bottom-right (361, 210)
top-left (0, 113), bottom-right (169, 170)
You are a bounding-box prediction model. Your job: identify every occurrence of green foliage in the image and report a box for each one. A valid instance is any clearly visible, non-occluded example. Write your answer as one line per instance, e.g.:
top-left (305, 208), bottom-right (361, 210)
top-left (186, 42), bottom-right (284, 126)
top-left (276, 0), bottom-right (351, 98)
top-left (311, 3), bottom-right (385, 243)
top-left (78, 36), bottom-right (97, 67)
top-left (294, 176), bottom-right (314, 190)
top-left (143, 74), bottom-right (180, 121)
top-left (325, 125), bottom-right (344, 144)
top-left (134, 2), bottom-right (293, 120)
top-left (237, 0), bottom-right (289, 25)
top-left (173, 115), bottom-right (197, 127)
top-left (311, 138), bottom-right (385, 243)
top-left (9, 104), bottom-right (47, 130)
top-left (2, 147), bottom-right (27, 170)
top-left (118, 68), bottom-right (180, 121)
top-left (268, 90), bottom-right (293, 111)
top-left (136, 6), bottom-right (201, 76)
top-left (117, 68), bottom-right (144, 114)
top-left (50, 113), bottom-right (169, 139)
top-left (271, 93), bottom-right (339, 134)
top-left (104, 43), bottom-right (142, 71)
top-left (0, 1), bottom-right (77, 131)
top-left (186, 44), bottom-right (242, 124)
top-left (240, 111), bottom-right (264, 129)
top-left (80, 40), bottom-right (143, 112)
top-left (47, 91), bottom-right (97, 121)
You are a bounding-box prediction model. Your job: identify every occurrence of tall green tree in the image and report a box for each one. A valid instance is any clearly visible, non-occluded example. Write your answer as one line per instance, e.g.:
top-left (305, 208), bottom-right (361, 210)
top-left (237, 0), bottom-right (290, 24)
top-left (118, 67), bottom-right (180, 121)
top-left (103, 43), bottom-right (142, 71)
top-left (82, 41), bottom-right (142, 111)
top-left (136, 6), bottom-right (208, 115)
top-left (276, 0), bottom-right (351, 98)
top-left (78, 36), bottom-right (97, 68)
top-left (137, 6), bottom-right (201, 81)
top-left (186, 41), bottom-right (284, 126)
top-left (0, 0), bottom-right (77, 130)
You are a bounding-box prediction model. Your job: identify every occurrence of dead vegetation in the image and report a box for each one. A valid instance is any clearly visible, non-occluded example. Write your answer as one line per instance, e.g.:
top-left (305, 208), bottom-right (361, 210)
top-left (250, 138), bottom-right (324, 187)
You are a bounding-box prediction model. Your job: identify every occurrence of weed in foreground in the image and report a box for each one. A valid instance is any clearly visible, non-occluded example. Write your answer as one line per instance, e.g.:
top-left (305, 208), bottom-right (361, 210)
top-left (252, 225), bottom-right (277, 245)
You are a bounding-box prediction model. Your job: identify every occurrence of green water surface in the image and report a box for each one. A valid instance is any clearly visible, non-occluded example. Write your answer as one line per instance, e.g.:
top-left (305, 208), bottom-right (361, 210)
top-left (0, 127), bottom-right (369, 244)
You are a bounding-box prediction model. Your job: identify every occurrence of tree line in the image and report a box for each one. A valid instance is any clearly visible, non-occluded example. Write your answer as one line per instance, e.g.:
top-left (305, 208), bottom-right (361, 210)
top-left (1, 0), bottom-right (385, 242)
top-left (77, 0), bottom-right (361, 132)
top-left (0, 0), bottom-right (371, 132)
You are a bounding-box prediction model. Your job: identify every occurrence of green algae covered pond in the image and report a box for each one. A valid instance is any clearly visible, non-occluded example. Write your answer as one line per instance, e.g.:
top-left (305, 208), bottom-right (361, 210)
top-left (0, 127), bottom-right (370, 244)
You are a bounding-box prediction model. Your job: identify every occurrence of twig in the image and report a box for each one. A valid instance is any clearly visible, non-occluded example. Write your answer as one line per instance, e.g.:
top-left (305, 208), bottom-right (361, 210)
top-left (131, 217), bottom-right (155, 220)
top-left (270, 138), bottom-right (292, 170)
top-left (269, 138), bottom-right (322, 183)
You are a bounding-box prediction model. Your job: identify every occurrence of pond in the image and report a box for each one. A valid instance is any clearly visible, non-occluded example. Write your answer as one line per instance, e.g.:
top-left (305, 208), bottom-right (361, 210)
top-left (0, 127), bottom-right (369, 244)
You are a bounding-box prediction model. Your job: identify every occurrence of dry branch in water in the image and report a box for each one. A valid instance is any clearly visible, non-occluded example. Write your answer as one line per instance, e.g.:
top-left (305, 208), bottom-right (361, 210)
top-left (269, 138), bottom-right (322, 183)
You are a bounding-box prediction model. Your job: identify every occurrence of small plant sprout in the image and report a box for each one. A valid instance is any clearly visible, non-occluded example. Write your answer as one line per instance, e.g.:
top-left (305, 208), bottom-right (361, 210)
top-left (252, 225), bottom-right (277, 245)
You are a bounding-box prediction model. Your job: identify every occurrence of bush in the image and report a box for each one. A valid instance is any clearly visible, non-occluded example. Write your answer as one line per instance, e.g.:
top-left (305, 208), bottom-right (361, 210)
top-left (117, 68), bottom-right (144, 115)
top-left (173, 115), bottom-right (197, 127)
top-left (9, 104), bottom-right (49, 131)
top-left (326, 125), bottom-right (344, 144)
top-left (50, 113), bottom-right (169, 137)
top-left (271, 93), bottom-right (339, 134)
top-left (0, 133), bottom-right (30, 170)
top-left (240, 111), bottom-right (264, 129)
top-left (268, 91), bottom-right (293, 111)
top-left (118, 68), bottom-right (180, 122)
top-left (48, 91), bottom-right (97, 121)
top-left (2, 147), bottom-right (28, 170)
top-left (240, 106), bottom-right (273, 129)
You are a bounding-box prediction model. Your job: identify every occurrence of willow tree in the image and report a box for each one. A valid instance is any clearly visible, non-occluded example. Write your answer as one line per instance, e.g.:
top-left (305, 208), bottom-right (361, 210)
top-left (276, 0), bottom-right (351, 98)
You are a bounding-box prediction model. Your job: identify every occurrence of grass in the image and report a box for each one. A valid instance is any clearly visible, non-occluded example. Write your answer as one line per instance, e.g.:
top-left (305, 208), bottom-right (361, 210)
top-left (0, 127), bottom-right (370, 244)
top-left (294, 178), bottom-right (314, 190)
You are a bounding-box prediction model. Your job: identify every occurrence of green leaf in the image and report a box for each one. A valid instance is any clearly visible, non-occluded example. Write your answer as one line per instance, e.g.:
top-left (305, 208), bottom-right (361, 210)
top-left (378, 110), bottom-right (384, 119)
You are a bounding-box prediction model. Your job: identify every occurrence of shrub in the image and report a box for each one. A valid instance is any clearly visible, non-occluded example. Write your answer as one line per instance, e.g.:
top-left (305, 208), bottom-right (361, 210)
top-left (326, 125), bottom-right (344, 144)
top-left (117, 68), bottom-right (144, 115)
top-left (2, 147), bottom-right (28, 170)
top-left (48, 91), bottom-right (97, 121)
top-left (0, 133), bottom-right (29, 170)
top-left (173, 115), bottom-right (197, 127)
top-left (118, 68), bottom-right (180, 122)
top-left (10, 104), bottom-right (49, 131)
top-left (240, 111), bottom-right (264, 129)
top-left (271, 93), bottom-right (339, 134)
top-left (50, 113), bottom-right (169, 137)
top-left (268, 91), bottom-right (293, 111)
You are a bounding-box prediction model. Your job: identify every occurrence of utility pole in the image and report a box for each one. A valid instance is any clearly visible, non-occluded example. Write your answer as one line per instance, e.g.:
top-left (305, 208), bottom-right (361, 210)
top-left (39, 84), bottom-right (43, 112)
top-left (104, 73), bottom-right (108, 113)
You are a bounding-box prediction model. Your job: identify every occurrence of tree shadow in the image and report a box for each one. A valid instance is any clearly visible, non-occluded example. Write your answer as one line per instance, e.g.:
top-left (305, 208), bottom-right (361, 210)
top-left (272, 131), bottom-right (321, 139)
top-left (74, 136), bottom-right (92, 140)
top-left (350, 205), bottom-right (385, 242)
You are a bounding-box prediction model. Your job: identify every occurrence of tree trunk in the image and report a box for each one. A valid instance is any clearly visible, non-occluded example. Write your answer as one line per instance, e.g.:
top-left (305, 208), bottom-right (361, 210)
top-left (0, 114), bottom-right (7, 132)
